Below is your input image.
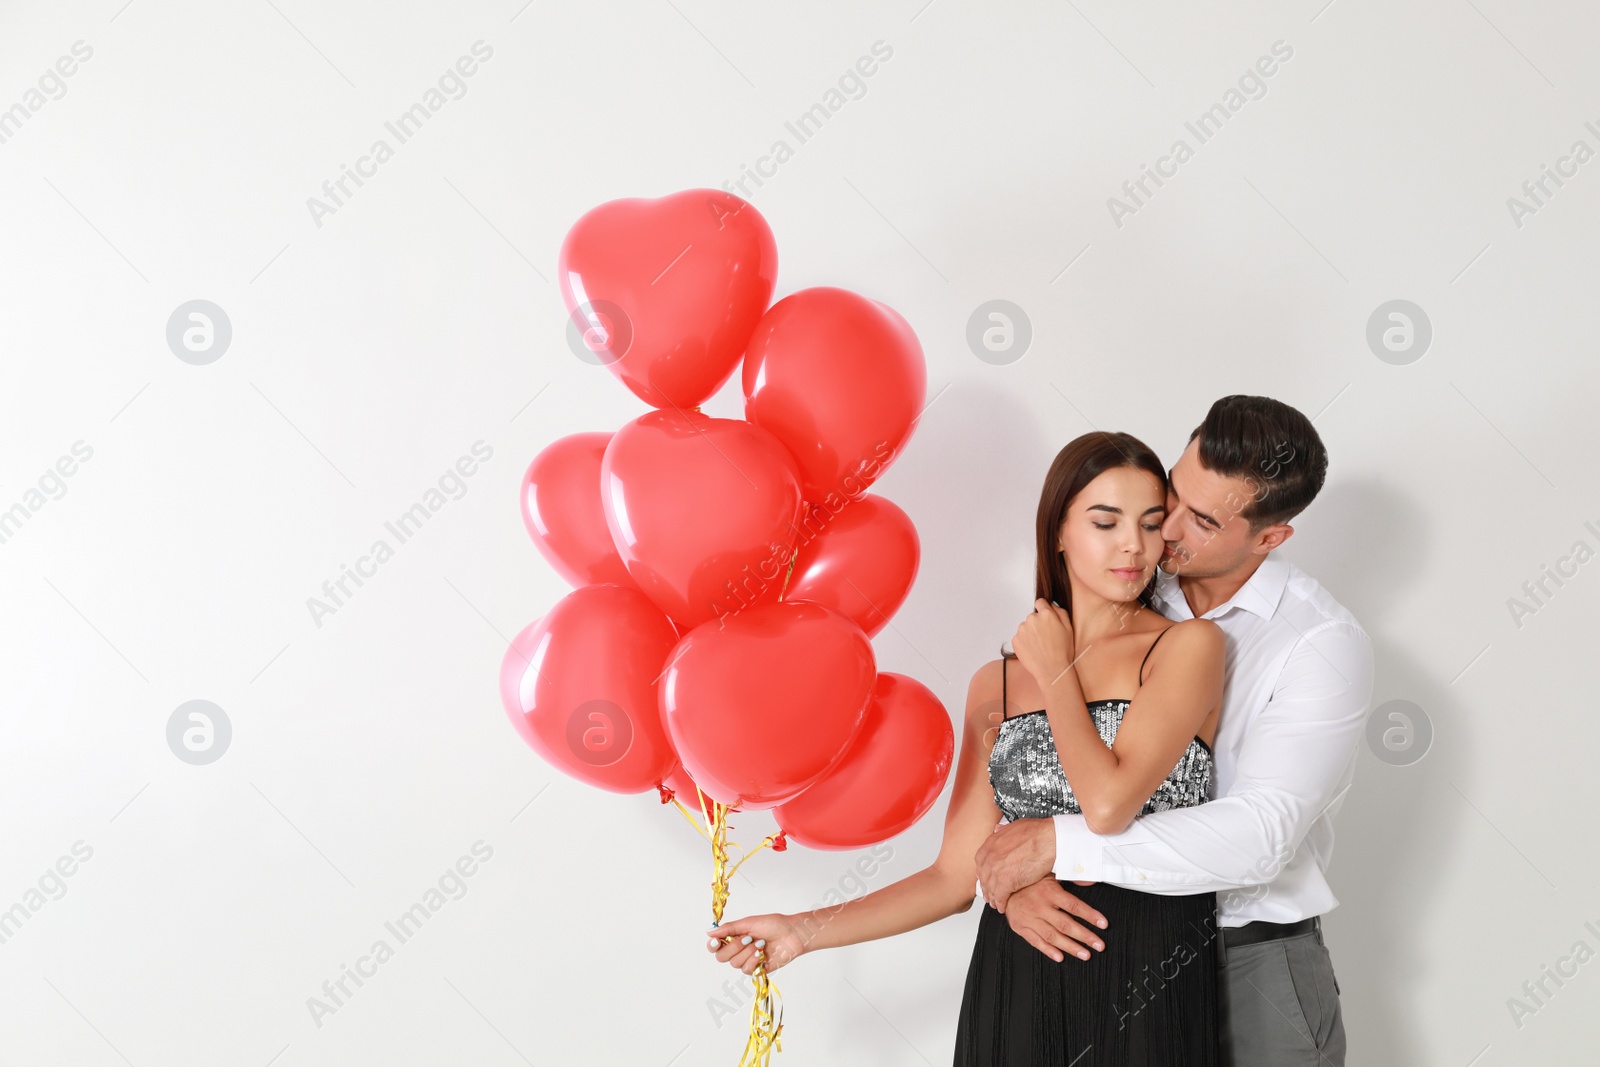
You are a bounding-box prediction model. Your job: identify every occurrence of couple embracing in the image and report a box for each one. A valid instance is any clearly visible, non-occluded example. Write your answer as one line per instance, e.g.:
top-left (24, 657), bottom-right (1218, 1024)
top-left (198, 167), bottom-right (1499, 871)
top-left (707, 394), bottom-right (1374, 1066)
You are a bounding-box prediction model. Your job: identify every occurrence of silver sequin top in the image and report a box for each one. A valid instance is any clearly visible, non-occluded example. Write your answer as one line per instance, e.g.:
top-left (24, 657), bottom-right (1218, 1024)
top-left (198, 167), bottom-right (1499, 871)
top-left (989, 699), bottom-right (1213, 821)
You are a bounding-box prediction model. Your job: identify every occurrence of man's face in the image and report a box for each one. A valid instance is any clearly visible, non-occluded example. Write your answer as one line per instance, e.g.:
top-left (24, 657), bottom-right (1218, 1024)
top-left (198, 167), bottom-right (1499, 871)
top-left (1158, 438), bottom-right (1274, 579)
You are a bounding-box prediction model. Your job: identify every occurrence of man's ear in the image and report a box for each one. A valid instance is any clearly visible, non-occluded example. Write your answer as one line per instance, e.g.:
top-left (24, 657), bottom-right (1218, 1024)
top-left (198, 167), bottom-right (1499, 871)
top-left (1257, 523), bottom-right (1293, 553)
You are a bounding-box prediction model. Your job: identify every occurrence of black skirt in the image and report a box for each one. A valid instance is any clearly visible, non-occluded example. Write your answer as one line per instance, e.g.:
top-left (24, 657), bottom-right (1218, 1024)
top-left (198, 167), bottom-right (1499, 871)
top-left (954, 881), bottom-right (1220, 1066)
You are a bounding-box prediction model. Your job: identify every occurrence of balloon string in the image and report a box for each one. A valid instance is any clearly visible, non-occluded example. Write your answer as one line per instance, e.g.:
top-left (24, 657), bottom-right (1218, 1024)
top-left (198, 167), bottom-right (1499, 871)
top-left (699, 782), bottom-right (786, 1063)
top-left (777, 555), bottom-right (796, 603)
top-left (740, 964), bottom-right (784, 1065)
top-left (776, 503), bottom-right (806, 603)
top-left (725, 832), bottom-right (786, 881)
top-left (669, 797), bottom-right (713, 842)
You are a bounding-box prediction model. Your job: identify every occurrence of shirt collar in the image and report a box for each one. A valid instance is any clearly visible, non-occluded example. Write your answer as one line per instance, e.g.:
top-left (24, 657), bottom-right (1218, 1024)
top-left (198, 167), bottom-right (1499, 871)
top-left (1151, 551), bottom-right (1290, 621)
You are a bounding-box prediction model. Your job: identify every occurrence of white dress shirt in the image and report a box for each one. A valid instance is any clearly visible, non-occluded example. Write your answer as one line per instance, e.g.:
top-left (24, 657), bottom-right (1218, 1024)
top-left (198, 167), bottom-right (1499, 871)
top-left (987, 551), bottom-right (1374, 927)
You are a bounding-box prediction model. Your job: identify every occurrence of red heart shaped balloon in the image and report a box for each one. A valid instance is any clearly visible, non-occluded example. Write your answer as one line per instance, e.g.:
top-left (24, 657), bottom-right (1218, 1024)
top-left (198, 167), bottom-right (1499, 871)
top-left (601, 408), bottom-right (803, 631)
top-left (784, 494), bottom-right (919, 638)
top-left (743, 287), bottom-right (925, 506)
top-left (519, 431), bottom-right (634, 589)
top-left (499, 584), bottom-right (680, 793)
top-left (773, 672), bottom-right (954, 849)
top-left (558, 189), bottom-right (778, 410)
top-left (660, 601), bottom-right (876, 809)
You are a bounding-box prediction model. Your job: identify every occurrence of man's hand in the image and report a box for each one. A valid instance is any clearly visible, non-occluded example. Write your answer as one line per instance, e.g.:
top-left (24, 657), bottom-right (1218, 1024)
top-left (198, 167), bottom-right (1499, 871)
top-left (1004, 877), bottom-right (1109, 963)
top-left (975, 817), bottom-right (1057, 913)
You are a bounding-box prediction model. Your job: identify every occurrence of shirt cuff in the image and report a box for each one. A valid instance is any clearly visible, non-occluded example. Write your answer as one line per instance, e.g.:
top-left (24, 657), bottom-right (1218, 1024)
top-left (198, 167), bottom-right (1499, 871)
top-left (1051, 813), bottom-right (1218, 889)
top-left (1052, 813), bottom-right (1096, 881)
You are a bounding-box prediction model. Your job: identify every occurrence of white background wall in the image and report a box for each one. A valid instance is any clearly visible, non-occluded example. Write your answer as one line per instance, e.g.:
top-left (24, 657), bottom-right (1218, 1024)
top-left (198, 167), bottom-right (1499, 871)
top-left (2, 0), bottom-right (1597, 1063)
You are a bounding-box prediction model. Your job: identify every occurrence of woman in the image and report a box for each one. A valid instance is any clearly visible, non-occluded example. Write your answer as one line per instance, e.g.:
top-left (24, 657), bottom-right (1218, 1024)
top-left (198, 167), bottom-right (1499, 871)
top-left (704, 431), bottom-right (1225, 1065)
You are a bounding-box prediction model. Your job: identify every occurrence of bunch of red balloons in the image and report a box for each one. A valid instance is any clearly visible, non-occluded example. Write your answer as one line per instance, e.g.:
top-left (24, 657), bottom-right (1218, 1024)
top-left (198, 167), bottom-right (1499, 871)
top-left (498, 189), bottom-right (953, 849)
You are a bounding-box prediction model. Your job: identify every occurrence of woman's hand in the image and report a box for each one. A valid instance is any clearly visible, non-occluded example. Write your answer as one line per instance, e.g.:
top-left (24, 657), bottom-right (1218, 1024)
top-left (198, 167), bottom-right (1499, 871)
top-left (705, 913), bottom-right (807, 975)
top-left (1013, 598), bottom-right (1075, 690)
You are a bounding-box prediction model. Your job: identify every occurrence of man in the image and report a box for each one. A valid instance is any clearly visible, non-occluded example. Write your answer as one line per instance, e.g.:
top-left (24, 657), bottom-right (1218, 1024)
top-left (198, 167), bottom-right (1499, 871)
top-left (975, 394), bottom-right (1374, 1066)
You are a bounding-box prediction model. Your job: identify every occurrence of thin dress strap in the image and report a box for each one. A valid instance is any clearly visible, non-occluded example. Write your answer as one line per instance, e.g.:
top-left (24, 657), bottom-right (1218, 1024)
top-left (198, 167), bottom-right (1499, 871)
top-left (1001, 656), bottom-right (1008, 720)
top-left (1138, 627), bottom-right (1173, 688)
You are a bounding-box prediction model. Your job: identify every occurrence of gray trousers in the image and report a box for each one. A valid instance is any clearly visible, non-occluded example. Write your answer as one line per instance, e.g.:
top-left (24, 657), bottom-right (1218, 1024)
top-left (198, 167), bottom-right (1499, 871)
top-left (1218, 917), bottom-right (1346, 1066)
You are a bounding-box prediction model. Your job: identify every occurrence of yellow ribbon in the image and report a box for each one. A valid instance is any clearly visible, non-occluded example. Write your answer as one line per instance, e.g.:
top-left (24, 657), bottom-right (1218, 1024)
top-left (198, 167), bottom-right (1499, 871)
top-left (669, 782), bottom-right (786, 1063)
top-left (777, 501), bottom-right (805, 604)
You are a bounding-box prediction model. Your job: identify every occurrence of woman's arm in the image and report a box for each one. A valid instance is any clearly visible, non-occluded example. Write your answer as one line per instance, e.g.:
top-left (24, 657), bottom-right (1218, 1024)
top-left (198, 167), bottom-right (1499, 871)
top-left (705, 661), bottom-right (1007, 974)
top-left (1029, 615), bottom-right (1224, 837)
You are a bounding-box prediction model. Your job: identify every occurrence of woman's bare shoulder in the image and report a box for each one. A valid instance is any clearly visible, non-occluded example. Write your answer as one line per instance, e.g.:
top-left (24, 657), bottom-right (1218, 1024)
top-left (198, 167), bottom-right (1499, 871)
top-left (965, 657), bottom-right (1008, 720)
top-left (1165, 617), bottom-right (1223, 640)
top-left (1151, 618), bottom-right (1224, 662)
top-left (968, 656), bottom-right (1005, 695)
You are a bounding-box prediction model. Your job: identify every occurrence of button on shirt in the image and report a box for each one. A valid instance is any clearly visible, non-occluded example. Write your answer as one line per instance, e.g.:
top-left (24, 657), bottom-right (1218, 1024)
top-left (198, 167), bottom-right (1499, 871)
top-left (1046, 552), bottom-right (1374, 927)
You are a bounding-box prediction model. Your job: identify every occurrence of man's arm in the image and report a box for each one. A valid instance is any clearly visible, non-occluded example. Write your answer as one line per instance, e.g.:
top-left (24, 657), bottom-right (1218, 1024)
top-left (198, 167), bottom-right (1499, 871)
top-left (1051, 620), bottom-right (1373, 893)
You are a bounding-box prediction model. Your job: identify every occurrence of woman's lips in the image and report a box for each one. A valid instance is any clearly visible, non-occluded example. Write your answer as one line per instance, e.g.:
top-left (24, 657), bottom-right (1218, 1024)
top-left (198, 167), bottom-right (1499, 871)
top-left (1111, 568), bottom-right (1144, 581)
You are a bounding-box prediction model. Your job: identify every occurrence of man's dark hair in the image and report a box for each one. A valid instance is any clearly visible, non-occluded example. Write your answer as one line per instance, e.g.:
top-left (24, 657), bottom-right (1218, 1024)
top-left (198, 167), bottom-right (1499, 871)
top-left (1187, 395), bottom-right (1328, 533)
